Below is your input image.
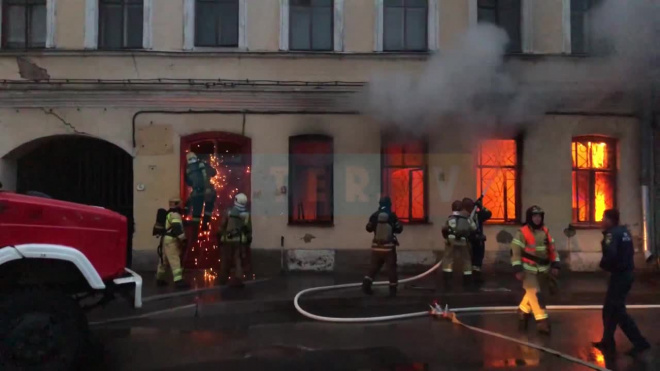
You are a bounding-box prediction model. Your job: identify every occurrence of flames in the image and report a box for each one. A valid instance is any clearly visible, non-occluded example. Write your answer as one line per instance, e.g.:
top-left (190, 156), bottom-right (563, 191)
top-left (572, 141), bottom-right (613, 223)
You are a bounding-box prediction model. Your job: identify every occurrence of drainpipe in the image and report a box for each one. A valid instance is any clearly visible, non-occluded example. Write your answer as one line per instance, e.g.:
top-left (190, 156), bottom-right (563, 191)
top-left (640, 85), bottom-right (655, 264)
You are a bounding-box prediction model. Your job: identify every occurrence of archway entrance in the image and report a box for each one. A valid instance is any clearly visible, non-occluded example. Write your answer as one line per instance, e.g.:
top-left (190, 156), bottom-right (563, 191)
top-left (6, 135), bottom-right (134, 266)
top-left (180, 132), bottom-right (252, 274)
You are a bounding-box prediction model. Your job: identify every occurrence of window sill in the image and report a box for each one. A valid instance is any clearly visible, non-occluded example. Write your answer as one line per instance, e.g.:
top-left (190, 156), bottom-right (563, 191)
top-left (288, 221), bottom-right (334, 228)
top-left (191, 46), bottom-right (245, 52)
top-left (484, 221), bottom-right (519, 226)
top-left (571, 224), bottom-right (603, 230)
top-left (401, 220), bottom-right (432, 226)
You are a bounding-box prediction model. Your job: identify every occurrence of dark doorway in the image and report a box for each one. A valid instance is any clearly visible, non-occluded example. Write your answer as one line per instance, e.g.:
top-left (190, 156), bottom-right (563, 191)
top-left (180, 132), bottom-right (251, 273)
top-left (13, 135), bottom-right (134, 267)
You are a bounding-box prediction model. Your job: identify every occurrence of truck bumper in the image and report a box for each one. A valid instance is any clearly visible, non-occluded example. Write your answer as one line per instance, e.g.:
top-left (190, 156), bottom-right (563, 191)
top-left (112, 268), bottom-right (143, 308)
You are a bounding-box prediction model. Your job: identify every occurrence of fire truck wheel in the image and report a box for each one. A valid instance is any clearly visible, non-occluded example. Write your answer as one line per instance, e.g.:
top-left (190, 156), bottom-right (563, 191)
top-left (0, 289), bottom-right (89, 371)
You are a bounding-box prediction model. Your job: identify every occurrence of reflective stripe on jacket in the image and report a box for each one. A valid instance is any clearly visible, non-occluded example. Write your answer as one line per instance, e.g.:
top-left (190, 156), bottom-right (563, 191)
top-left (511, 225), bottom-right (559, 273)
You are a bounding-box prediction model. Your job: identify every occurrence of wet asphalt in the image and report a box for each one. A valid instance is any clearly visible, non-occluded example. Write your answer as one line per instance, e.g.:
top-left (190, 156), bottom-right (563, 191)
top-left (86, 282), bottom-right (660, 371)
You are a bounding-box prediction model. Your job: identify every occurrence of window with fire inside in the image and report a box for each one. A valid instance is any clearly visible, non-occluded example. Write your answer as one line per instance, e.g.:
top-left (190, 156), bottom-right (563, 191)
top-left (572, 136), bottom-right (616, 226)
top-left (381, 138), bottom-right (428, 223)
top-left (476, 139), bottom-right (520, 224)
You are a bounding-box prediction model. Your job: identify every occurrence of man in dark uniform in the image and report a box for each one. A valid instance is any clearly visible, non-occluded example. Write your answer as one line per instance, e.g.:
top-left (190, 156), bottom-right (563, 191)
top-left (593, 209), bottom-right (650, 357)
top-left (463, 197), bottom-right (492, 285)
top-left (362, 196), bottom-right (403, 297)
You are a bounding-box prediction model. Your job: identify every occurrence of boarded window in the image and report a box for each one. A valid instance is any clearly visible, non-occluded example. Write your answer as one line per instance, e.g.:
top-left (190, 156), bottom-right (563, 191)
top-left (381, 138), bottom-right (427, 223)
top-left (572, 137), bottom-right (616, 224)
top-left (2, 0), bottom-right (47, 49)
top-left (477, 0), bottom-right (521, 54)
top-left (290, 0), bottom-right (333, 51)
top-left (477, 139), bottom-right (519, 223)
top-left (195, 0), bottom-right (239, 47)
top-left (289, 135), bottom-right (334, 225)
top-left (99, 0), bottom-right (144, 49)
top-left (383, 0), bottom-right (428, 52)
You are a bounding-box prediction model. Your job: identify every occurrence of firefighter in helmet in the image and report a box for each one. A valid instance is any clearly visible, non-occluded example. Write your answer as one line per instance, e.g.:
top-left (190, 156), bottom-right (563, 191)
top-left (463, 197), bottom-right (492, 286)
top-left (362, 196), bottom-right (403, 297)
top-left (511, 205), bottom-right (560, 334)
top-left (218, 193), bottom-right (252, 287)
top-left (441, 200), bottom-right (477, 291)
top-left (184, 151), bottom-right (217, 229)
top-left (156, 197), bottom-right (190, 289)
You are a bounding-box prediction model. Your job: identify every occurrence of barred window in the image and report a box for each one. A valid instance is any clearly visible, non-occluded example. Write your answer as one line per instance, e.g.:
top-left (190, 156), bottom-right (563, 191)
top-left (381, 138), bottom-right (427, 223)
top-left (572, 136), bottom-right (616, 224)
top-left (477, 139), bottom-right (519, 223)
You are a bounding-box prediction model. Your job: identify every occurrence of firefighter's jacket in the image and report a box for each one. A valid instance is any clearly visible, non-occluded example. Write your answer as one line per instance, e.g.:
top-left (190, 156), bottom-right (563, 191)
top-left (185, 161), bottom-right (216, 191)
top-left (511, 225), bottom-right (560, 274)
top-left (219, 206), bottom-right (252, 245)
top-left (366, 208), bottom-right (403, 250)
top-left (163, 211), bottom-right (186, 244)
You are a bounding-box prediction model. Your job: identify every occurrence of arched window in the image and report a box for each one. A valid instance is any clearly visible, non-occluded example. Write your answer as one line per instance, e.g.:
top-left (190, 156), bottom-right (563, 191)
top-left (572, 136), bottom-right (617, 225)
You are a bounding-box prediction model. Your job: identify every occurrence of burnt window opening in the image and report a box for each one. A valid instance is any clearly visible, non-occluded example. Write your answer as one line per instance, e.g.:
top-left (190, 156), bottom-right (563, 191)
top-left (477, 139), bottom-right (521, 224)
top-left (570, 0), bottom-right (611, 55)
top-left (2, 0), bottom-right (47, 49)
top-left (290, 0), bottom-right (334, 51)
top-left (195, 0), bottom-right (239, 47)
top-left (383, 0), bottom-right (428, 52)
top-left (99, 0), bottom-right (144, 49)
top-left (477, 0), bottom-right (522, 54)
top-left (289, 135), bottom-right (334, 225)
top-left (381, 137), bottom-right (428, 223)
top-left (572, 136), bottom-right (617, 226)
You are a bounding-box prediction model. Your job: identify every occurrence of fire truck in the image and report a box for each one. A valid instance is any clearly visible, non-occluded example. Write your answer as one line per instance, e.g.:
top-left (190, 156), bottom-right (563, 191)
top-left (0, 186), bottom-right (142, 369)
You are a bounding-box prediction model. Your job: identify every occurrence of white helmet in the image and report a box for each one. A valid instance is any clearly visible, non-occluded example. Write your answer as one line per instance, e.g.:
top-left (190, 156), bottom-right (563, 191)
top-left (234, 193), bottom-right (248, 207)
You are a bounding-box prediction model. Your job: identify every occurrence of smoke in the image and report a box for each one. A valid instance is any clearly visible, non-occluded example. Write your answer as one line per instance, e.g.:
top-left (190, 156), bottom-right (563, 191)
top-left (361, 0), bottom-right (659, 135)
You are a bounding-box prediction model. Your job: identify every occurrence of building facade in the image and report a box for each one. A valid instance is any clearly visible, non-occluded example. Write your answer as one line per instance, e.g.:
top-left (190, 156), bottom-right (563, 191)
top-left (0, 0), bottom-right (656, 274)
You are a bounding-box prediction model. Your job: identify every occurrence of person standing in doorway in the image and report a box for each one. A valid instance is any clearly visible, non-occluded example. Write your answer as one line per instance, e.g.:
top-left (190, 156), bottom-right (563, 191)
top-left (593, 209), bottom-right (650, 357)
top-left (362, 196), bottom-right (403, 297)
top-left (463, 197), bottom-right (492, 285)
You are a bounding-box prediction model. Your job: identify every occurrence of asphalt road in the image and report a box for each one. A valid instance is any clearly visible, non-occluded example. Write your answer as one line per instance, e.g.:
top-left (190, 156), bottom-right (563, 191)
top-left (87, 306), bottom-right (660, 371)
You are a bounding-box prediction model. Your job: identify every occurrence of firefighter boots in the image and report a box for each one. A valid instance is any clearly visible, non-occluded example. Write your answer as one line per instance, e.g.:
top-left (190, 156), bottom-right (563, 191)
top-left (362, 278), bottom-right (374, 295)
top-left (536, 320), bottom-right (551, 335)
top-left (517, 309), bottom-right (531, 331)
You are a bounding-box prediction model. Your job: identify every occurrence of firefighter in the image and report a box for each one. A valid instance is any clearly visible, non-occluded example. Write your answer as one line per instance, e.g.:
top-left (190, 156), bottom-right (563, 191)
top-left (218, 193), bottom-right (252, 287)
top-left (463, 197), bottom-right (492, 285)
top-left (156, 197), bottom-right (190, 290)
top-left (593, 209), bottom-right (650, 357)
top-left (511, 205), bottom-right (560, 334)
top-left (441, 200), bottom-right (477, 291)
top-left (362, 196), bottom-right (403, 297)
top-left (184, 152), bottom-right (217, 229)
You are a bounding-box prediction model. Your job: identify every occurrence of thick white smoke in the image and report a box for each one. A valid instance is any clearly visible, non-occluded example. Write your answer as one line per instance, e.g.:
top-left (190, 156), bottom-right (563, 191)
top-left (362, 0), bottom-right (659, 134)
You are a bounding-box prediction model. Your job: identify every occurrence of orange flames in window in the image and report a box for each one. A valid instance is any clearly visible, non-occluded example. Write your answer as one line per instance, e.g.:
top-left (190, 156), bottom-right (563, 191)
top-left (572, 141), bottom-right (614, 223)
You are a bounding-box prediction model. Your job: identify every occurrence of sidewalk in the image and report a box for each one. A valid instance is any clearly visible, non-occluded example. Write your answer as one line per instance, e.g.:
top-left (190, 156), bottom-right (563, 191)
top-left (89, 269), bottom-right (660, 324)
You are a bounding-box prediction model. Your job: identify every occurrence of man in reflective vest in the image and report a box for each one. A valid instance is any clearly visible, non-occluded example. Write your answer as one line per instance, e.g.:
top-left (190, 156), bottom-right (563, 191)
top-left (511, 205), bottom-right (560, 334)
top-left (156, 197), bottom-right (190, 290)
top-left (218, 193), bottom-right (252, 287)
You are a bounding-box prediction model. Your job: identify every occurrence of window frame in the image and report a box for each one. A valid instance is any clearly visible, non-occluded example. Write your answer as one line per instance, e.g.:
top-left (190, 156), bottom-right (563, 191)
top-left (474, 0), bottom-right (524, 54)
top-left (98, 0), bottom-right (145, 50)
top-left (567, 0), bottom-right (604, 55)
top-left (382, 0), bottom-right (429, 52)
top-left (288, 0), bottom-right (334, 52)
top-left (0, 0), bottom-right (55, 50)
top-left (288, 134), bottom-right (335, 227)
top-left (85, 0), bottom-right (151, 50)
top-left (279, 0), bottom-right (343, 52)
top-left (475, 136), bottom-right (523, 225)
top-left (571, 135), bottom-right (617, 228)
top-left (375, 0), bottom-right (438, 53)
top-left (380, 136), bottom-right (429, 224)
top-left (193, 0), bottom-right (240, 48)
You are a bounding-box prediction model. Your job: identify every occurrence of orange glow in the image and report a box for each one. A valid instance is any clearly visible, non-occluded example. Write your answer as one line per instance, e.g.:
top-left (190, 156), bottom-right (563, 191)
top-left (389, 168), bottom-right (425, 221)
top-left (477, 140), bottom-right (517, 222)
top-left (572, 140), bottom-right (615, 223)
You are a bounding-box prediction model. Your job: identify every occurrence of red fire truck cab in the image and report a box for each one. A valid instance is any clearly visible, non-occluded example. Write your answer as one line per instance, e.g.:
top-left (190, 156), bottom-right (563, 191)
top-left (0, 190), bottom-right (142, 369)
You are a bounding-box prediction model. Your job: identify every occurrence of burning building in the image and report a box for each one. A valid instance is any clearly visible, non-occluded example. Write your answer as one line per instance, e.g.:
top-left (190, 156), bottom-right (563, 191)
top-left (0, 0), bottom-right (657, 275)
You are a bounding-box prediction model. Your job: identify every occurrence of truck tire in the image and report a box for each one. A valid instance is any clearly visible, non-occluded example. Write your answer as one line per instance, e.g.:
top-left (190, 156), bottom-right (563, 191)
top-left (0, 289), bottom-right (89, 371)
